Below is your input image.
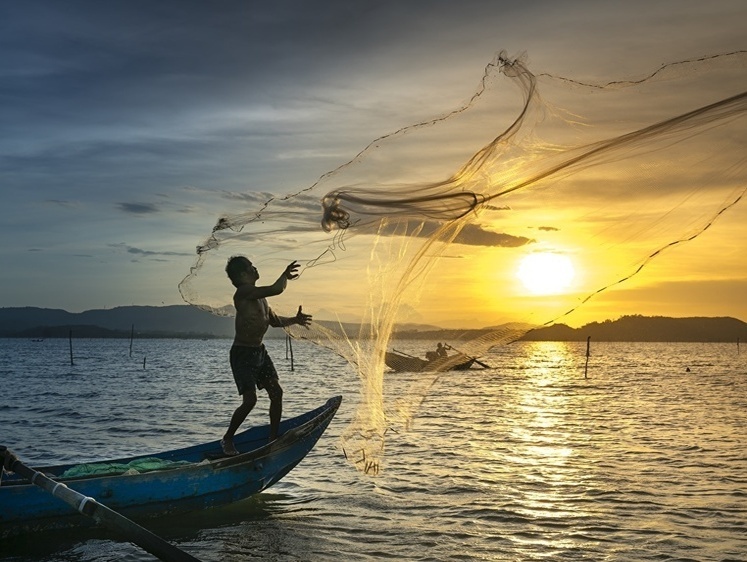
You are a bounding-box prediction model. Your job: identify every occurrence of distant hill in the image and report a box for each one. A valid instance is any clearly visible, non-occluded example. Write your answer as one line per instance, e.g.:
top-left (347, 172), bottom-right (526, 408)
top-left (520, 315), bottom-right (747, 343)
top-left (1, 307), bottom-right (745, 342)
top-left (0, 306), bottom-right (235, 339)
top-left (391, 316), bottom-right (747, 343)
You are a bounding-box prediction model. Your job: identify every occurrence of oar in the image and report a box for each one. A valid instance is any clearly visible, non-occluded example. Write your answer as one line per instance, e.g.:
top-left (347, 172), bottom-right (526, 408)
top-left (0, 446), bottom-right (201, 562)
top-left (445, 344), bottom-right (493, 369)
top-left (392, 348), bottom-right (421, 359)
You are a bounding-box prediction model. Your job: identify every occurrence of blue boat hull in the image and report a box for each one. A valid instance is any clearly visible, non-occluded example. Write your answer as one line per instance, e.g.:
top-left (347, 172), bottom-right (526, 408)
top-left (0, 396), bottom-right (341, 538)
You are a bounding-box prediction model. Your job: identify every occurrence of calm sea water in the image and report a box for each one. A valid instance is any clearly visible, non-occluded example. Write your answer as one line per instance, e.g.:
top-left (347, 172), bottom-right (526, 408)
top-left (1, 338), bottom-right (745, 561)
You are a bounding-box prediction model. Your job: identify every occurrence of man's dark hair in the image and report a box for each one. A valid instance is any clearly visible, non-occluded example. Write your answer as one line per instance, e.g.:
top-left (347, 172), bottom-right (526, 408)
top-left (226, 256), bottom-right (251, 287)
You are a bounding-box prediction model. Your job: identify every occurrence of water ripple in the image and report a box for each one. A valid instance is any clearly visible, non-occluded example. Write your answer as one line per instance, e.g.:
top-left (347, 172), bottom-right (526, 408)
top-left (1, 339), bottom-right (746, 561)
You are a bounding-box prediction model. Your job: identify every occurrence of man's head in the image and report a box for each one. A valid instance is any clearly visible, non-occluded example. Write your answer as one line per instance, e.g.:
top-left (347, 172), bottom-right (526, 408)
top-left (226, 256), bottom-right (258, 287)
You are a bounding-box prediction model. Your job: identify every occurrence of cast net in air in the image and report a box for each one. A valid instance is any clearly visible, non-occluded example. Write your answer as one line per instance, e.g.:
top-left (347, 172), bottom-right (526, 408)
top-left (179, 51), bottom-right (747, 474)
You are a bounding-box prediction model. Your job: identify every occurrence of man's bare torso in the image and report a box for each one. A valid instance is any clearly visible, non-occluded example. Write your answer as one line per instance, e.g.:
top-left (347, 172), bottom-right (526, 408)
top-left (233, 293), bottom-right (271, 347)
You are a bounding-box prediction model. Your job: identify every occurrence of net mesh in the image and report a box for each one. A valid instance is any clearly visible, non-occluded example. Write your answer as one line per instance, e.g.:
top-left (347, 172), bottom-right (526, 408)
top-left (179, 51), bottom-right (747, 473)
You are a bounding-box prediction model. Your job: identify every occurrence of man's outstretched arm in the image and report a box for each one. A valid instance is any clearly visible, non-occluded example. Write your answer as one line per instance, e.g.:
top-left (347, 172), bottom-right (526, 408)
top-left (269, 305), bottom-right (312, 328)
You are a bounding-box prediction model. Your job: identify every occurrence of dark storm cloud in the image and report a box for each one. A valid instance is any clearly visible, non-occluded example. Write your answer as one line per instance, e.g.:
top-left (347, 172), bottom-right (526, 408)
top-left (109, 243), bottom-right (191, 257)
top-left (380, 220), bottom-right (534, 247)
top-left (220, 190), bottom-right (322, 212)
top-left (455, 224), bottom-right (534, 247)
top-left (0, 1), bottom-right (409, 200)
top-left (1, 1), bottom-right (376, 126)
top-left (44, 199), bottom-right (77, 208)
top-left (117, 202), bottom-right (159, 215)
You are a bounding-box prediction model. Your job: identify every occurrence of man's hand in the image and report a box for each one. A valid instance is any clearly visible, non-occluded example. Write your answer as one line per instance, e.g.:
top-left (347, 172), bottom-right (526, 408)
top-left (283, 260), bottom-right (301, 280)
top-left (295, 305), bottom-right (312, 328)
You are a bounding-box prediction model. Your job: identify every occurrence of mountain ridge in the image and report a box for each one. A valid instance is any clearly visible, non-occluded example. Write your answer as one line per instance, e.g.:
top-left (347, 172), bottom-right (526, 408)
top-left (0, 307), bottom-right (745, 342)
top-left (0, 305), bottom-right (235, 338)
top-left (519, 315), bottom-right (747, 343)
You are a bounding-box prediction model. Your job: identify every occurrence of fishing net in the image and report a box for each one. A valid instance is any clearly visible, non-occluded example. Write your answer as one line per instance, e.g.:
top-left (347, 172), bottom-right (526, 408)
top-left (179, 51), bottom-right (747, 474)
top-left (61, 458), bottom-right (194, 478)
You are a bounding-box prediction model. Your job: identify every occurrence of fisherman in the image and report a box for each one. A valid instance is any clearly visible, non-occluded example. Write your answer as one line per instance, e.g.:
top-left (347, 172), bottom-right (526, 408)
top-left (221, 256), bottom-right (312, 456)
top-left (426, 342), bottom-right (449, 362)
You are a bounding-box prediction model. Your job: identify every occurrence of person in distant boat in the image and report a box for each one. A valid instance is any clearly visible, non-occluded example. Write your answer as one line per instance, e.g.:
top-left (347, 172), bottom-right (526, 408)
top-left (426, 342), bottom-right (449, 362)
top-left (221, 256), bottom-right (312, 456)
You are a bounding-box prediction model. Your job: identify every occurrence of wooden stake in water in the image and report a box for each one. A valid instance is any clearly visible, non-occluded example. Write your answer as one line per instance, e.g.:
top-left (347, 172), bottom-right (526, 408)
top-left (288, 334), bottom-right (294, 371)
top-left (69, 329), bottom-right (74, 366)
top-left (130, 324), bottom-right (134, 357)
top-left (584, 336), bottom-right (591, 379)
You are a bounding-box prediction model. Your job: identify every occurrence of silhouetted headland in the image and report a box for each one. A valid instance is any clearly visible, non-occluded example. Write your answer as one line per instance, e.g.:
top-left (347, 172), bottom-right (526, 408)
top-left (0, 307), bottom-right (745, 342)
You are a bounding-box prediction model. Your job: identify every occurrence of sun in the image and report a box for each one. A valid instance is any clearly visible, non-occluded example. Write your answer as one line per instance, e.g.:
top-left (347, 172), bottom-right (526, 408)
top-left (517, 252), bottom-right (575, 295)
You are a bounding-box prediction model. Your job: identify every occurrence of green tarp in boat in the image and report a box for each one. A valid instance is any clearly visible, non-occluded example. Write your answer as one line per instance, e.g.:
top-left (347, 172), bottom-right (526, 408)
top-left (61, 457), bottom-right (193, 478)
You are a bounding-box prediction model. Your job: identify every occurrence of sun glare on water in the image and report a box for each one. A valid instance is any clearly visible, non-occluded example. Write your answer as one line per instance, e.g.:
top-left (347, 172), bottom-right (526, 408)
top-left (517, 252), bottom-right (576, 295)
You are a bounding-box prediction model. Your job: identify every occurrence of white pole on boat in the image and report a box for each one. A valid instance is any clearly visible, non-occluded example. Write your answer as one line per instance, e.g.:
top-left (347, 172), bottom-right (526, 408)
top-left (0, 446), bottom-right (202, 562)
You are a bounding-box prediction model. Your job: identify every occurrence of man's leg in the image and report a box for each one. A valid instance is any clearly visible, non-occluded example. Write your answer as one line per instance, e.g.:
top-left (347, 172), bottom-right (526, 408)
top-left (264, 378), bottom-right (284, 441)
top-left (222, 388), bottom-right (257, 455)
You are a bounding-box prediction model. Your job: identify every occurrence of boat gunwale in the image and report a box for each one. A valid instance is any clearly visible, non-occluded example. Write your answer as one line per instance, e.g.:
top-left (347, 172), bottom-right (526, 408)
top-left (1, 395), bottom-right (342, 487)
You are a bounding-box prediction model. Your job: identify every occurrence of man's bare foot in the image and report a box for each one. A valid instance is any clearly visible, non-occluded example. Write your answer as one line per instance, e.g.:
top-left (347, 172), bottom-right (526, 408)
top-left (221, 438), bottom-right (239, 456)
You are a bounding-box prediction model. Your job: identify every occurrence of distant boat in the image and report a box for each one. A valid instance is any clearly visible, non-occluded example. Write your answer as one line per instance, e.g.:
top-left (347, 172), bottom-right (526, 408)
top-left (385, 350), bottom-right (476, 372)
top-left (0, 396), bottom-right (341, 538)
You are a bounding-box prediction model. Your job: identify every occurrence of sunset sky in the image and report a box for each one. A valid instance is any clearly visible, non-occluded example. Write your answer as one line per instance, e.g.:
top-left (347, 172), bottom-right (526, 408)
top-left (2, 1), bottom-right (745, 328)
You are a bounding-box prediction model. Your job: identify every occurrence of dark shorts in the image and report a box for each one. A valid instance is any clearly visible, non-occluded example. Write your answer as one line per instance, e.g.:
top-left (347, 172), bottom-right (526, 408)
top-left (230, 344), bottom-right (278, 395)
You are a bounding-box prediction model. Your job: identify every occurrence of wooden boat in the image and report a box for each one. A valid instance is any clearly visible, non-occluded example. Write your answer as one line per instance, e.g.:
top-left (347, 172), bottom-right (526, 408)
top-left (0, 395), bottom-right (341, 538)
top-left (384, 351), bottom-right (475, 372)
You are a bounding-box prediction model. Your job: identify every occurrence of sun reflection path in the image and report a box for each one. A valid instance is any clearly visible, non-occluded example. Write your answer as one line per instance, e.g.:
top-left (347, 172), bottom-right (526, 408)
top-left (504, 342), bottom-right (601, 522)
